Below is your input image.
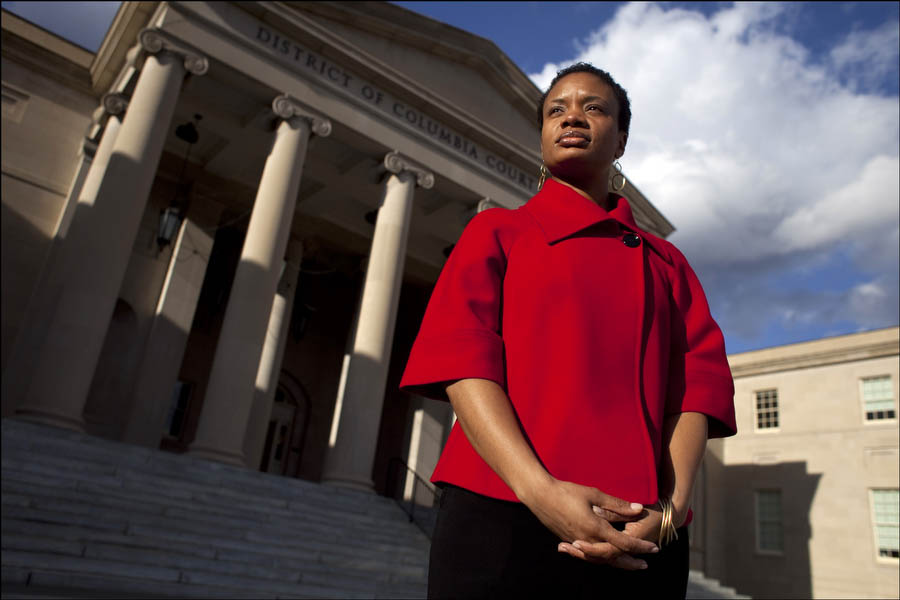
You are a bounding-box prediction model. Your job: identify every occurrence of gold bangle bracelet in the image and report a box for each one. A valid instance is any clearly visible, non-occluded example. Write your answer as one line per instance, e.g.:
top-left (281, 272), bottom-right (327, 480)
top-left (667, 499), bottom-right (679, 545)
top-left (659, 497), bottom-right (680, 547)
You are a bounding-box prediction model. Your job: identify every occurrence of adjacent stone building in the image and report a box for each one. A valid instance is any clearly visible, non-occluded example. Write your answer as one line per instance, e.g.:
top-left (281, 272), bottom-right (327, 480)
top-left (692, 327), bottom-right (900, 598)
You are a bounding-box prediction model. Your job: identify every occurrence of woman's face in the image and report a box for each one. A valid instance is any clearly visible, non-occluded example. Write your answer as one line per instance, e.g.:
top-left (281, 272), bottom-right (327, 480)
top-left (540, 72), bottom-right (627, 182)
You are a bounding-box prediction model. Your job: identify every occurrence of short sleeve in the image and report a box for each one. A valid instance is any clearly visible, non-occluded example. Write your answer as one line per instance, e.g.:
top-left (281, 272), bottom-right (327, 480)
top-left (399, 209), bottom-right (509, 401)
top-left (665, 246), bottom-right (737, 438)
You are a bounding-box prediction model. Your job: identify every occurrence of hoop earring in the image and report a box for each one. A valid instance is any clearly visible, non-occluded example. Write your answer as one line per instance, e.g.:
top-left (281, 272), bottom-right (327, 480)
top-left (538, 164), bottom-right (550, 189)
top-left (610, 160), bottom-right (626, 192)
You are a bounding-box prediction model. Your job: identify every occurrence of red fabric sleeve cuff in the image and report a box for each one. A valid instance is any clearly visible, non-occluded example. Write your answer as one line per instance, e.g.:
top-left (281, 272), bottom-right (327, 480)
top-left (399, 330), bottom-right (506, 401)
top-left (668, 372), bottom-right (737, 438)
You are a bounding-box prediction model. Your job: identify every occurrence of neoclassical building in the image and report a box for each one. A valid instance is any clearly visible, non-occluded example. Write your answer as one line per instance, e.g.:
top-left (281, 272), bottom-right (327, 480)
top-left (6, 6), bottom-right (898, 599)
top-left (1, 1), bottom-right (673, 496)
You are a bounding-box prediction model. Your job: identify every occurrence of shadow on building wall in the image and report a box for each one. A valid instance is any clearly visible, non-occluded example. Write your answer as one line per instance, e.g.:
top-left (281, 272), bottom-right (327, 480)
top-left (373, 279), bottom-right (432, 495)
top-left (704, 450), bottom-right (822, 599)
top-left (0, 194), bottom-right (53, 388)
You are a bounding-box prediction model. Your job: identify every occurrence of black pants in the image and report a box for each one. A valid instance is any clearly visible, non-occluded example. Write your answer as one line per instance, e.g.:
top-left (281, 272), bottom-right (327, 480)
top-left (428, 484), bottom-right (689, 599)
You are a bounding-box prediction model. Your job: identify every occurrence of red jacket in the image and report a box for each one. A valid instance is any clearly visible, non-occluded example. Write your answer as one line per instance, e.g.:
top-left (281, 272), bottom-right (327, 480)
top-left (399, 178), bottom-right (736, 504)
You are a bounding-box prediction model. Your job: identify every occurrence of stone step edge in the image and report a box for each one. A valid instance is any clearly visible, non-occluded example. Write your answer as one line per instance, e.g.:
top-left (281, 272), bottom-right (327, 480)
top-left (1, 477), bottom-right (429, 547)
top-left (0, 468), bottom-right (430, 534)
top-left (1, 564), bottom-right (366, 599)
top-left (0, 503), bottom-right (429, 569)
top-left (0, 533), bottom-right (374, 589)
top-left (1, 550), bottom-right (381, 599)
top-left (0, 439), bottom-right (427, 522)
top-left (1, 531), bottom-right (427, 586)
top-left (688, 570), bottom-right (749, 598)
top-left (0, 520), bottom-right (427, 585)
top-left (0, 425), bottom-right (395, 505)
top-left (0, 435), bottom-right (375, 488)
top-left (0, 452), bottom-right (407, 519)
top-left (0, 466), bottom-right (420, 535)
top-left (0, 491), bottom-right (422, 551)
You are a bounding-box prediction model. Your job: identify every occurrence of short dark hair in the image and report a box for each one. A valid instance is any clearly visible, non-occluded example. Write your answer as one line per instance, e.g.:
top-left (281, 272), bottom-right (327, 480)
top-left (536, 62), bottom-right (631, 136)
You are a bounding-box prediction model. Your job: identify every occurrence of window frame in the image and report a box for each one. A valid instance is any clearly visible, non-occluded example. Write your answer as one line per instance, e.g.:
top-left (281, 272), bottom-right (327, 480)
top-left (870, 488), bottom-right (900, 563)
top-left (860, 375), bottom-right (897, 424)
top-left (754, 388), bottom-right (780, 433)
top-left (755, 489), bottom-right (785, 556)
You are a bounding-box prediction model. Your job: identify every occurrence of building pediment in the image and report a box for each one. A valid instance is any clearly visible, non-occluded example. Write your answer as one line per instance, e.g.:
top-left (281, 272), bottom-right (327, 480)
top-left (276, 2), bottom-right (543, 153)
top-left (232, 1), bottom-right (543, 186)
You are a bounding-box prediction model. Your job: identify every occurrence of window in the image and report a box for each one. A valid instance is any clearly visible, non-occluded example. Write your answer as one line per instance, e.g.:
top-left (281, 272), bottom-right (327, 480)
top-left (871, 489), bottom-right (899, 560)
top-left (862, 376), bottom-right (896, 421)
top-left (755, 389), bottom-right (779, 430)
top-left (1, 82), bottom-right (30, 123)
top-left (756, 490), bottom-right (784, 553)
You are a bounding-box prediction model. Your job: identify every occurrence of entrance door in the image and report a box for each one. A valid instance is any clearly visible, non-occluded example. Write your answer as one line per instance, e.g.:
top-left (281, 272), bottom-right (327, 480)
top-left (261, 389), bottom-right (296, 475)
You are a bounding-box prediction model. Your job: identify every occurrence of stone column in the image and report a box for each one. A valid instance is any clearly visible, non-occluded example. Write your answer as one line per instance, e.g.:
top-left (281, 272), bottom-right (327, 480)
top-left (188, 96), bottom-right (330, 466)
top-left (58, 94), bottom-right (129, 239)
top-left (12, 29), bottom-right (208, 430)
top-left (322, 151), bottom-right (433, 491)
top-left (121, 199), bottom-right (221, 447)
top-left (243, 239), bottom-right (304, 470)
top-left (403, 396), bottom-right (454, 503)
top-left (1, 93), bottom-right (127, 417)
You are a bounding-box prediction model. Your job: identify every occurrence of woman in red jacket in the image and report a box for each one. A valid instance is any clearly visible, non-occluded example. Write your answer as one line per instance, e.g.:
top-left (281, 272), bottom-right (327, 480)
top-left (400, 62), bottom-right (736, 599)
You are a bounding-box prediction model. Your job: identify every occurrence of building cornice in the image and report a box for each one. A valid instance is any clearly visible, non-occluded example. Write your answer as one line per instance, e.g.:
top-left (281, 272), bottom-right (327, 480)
top-left (728, 328), bottom-right (900, 378)
top-left (1, 9), bottom-right (94, 96)
top-left (243, 1), bottom-right (542, 176)
top-left (292, 1), bottom-right (542, 120)
top-left (90, 2), bottom-right (160, 96)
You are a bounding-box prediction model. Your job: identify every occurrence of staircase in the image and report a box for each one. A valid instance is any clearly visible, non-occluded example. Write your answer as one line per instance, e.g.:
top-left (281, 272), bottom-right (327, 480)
top-left (1, 418), bottom-right (749, 599)
top-left (1, 418), bottom-right (429, 599)
top-left (688, 570), bottom-right (750, 599)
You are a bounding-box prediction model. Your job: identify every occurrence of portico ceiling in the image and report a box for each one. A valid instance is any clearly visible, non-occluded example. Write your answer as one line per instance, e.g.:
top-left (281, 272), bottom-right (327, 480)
top-left (158, 57), bottom-right (477, 284)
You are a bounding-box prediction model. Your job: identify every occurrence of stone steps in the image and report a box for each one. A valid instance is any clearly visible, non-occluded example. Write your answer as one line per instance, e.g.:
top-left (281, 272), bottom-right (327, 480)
top-left (0, 438), bottom-right (426, 533)
top-left (688, 570), bottom-right (751, 599)
top-left (0, 439), bottom-right (411, 523)
top-left (1, 419), bottom-right (428, 598)
top-left (0, 477), bottom-right (427, 561)
top-left (2, 419), bottom-right (749, 599)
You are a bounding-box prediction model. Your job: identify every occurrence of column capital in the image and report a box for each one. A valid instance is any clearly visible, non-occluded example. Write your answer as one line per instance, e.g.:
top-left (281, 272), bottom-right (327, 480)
top-left (138, 28), bottom-right (209, 76)
top-left (383, 151), bottom-right (434, 189)
top-left (477, 198), bottom-right (503, 212)
top-left (86, 93), bottom-right (130, 148)
top-left (102, 92), bottom-right (129, 116)
top-left (271, 94), bottom-right (332, 137)
top-left (460, 197), bottom-right (503, 226)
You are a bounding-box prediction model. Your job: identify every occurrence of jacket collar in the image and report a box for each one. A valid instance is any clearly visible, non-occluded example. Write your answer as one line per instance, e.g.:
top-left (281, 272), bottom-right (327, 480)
top-left (523, 178), bottom-right (668, 257)
top-left (523, 178), bottom-right (635, 241)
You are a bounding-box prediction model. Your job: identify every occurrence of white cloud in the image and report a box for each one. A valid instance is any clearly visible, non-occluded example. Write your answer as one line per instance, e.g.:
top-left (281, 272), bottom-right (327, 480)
top-left (849, 278), bottom-right (898, 328)
top-left (773, 155), bottom-right (900, 252)
top-left (830, 20), bottom-right (900, 92)
top-left (529, 2), bottom-right (900, 348)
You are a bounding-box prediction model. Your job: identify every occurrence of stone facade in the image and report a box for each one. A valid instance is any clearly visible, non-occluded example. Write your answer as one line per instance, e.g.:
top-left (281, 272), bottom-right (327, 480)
top-left (694, 327), bottom-right (900, 599)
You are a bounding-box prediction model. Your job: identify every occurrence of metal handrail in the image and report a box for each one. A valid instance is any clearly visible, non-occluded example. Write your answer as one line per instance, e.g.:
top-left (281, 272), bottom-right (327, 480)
top-left (386, 457), bottom-right (441, 539)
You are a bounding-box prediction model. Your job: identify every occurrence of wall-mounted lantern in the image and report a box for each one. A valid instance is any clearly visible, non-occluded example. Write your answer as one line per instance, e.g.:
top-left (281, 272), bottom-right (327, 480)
top-left (157, 114), bottom-right (201, 250)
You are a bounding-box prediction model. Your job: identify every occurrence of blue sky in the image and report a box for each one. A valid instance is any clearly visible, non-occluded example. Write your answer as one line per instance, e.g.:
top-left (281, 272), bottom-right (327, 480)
top-left (3, 1), bottom-right (899, 354)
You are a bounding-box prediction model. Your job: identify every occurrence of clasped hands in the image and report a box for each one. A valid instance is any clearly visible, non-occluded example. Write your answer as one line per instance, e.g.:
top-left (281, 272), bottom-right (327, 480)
top-left (523, 478), bottom-right (684, 571)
